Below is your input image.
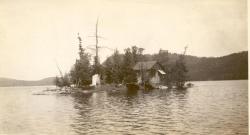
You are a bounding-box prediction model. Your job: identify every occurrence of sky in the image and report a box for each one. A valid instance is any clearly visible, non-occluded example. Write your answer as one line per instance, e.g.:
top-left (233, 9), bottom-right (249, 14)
top-left (0, 0), bottom-right (247, 80)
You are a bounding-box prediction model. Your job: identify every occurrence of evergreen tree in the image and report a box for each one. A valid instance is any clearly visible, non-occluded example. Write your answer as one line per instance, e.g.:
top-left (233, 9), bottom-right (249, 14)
top-left (131, 46), bottom-right (144, 63)
top-left (103, 46), bottom-right (145, 84)
top-left (104, 57), bottom-right (114, 84)
top-left (70, 35), bottom-right (92, 87)
top-left (122, 48), bottom-right (137, 83)
top-left (172, 54), bottom-right (188, 88)
top-left (112, 50), bottom-right (123, 83)
top-left (104, 49), bottom-right (123, 84)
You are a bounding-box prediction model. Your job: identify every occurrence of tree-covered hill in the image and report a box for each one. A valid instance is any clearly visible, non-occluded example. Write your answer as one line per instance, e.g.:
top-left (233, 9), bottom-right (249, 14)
top-left (184, 51), bottom-right (248, 81)
top-left (0, 77), bottom-right (55, 87)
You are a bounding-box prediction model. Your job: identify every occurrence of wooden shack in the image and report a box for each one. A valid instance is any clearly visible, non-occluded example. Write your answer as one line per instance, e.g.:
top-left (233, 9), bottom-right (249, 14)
top-left (133, 61), bottom-right (166, 87)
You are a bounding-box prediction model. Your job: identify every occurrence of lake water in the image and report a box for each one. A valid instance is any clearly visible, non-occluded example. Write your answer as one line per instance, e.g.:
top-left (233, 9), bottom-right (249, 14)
top-left (0, 80), bottom-right (248, 135)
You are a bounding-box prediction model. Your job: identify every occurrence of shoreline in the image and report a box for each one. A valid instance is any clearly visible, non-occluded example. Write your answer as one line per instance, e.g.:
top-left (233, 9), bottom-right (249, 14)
top-left (0, 79), bottom-right (248, 87)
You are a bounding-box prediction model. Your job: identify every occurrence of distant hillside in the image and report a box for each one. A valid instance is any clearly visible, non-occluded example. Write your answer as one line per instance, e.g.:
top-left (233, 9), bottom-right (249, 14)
top-left (0, 77), bottom-right (56, 87)
top-left (183, 51), bottom-right (247, 80)
top-left (159, 51), bottom-right (248, 81)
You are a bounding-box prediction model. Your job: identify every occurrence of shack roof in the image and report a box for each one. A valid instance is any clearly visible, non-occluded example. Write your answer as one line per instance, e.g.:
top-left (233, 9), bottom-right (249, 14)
top-left (133, 61), bottom-right (157, 70)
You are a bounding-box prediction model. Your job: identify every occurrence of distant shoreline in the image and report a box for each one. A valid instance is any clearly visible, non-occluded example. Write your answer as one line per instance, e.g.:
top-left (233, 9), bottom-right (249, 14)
top-left (0, 85), bottom-right (56, 87)
top-left (0, 79), bottom-right (247, 87)
top-left (187, 79), bottom-right (248, 83)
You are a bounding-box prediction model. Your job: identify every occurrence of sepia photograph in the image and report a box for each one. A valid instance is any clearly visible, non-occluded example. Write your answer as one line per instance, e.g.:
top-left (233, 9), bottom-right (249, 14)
top-left (0, 0), bottom-right (248, 134)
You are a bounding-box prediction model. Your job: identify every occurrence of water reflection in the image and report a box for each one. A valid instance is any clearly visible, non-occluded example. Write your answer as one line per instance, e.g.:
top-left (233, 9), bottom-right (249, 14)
top-left (68, 81), bottom-right (247, 135)
top-left (0, 81), bottom-right (247, 135)
top-left (126, 89), bottom-right (138, 97)
top-left (70, 93), bottom-right (93, 134)
top-left (69, 87), bottom-right (191, 134)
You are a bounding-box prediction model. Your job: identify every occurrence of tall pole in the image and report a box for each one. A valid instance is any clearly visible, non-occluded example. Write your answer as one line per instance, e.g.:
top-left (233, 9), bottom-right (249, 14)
top-left (183, 45), bottom-right (188, 55)
top-left (95, 18), bottom-right (99, 63)
top-left (87, 18), bottom-right (109, 74)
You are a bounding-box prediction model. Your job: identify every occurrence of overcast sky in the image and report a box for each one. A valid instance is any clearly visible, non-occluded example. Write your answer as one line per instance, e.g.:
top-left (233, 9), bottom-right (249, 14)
top-left (0, 0), bottom-right (247, 80)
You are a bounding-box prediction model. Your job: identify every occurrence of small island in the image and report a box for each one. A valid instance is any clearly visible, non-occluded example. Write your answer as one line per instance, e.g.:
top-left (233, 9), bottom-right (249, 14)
top-left (54, 22), bottom-right (191, 94)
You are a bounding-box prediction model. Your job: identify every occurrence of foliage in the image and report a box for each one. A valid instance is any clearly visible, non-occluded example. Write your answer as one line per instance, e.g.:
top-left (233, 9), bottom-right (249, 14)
top-left (103, 49), bottom-right (247, 83)
top-left (131, 46), bottom-right (144, 63)
top-left (185, 51), bottom-right (248, 80)
top-left (104, 50), bottom-right (123, 84)
top-left (112, 50), bottom-right (124, 82)
top-left (103, 46), bottom-right (145, 84)
top-left (54, 74), bottom-right (70, 88)
top-left (104, 58), bottom-right (114, 84)
top-left (122, 48), bottom-right (137, 83)
top-left (70, 40), bottom-right (92, 87)
top-left (165, 51), bottom-right (248, 81)
top-left (121, 46), bottom-right (144, 84)
top-left (171, 55), bottom-right (188, 88)
top-left (69, 38), bottom-right (248, 88)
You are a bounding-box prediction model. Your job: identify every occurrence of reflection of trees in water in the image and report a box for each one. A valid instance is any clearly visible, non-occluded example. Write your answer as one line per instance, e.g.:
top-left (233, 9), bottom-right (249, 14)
top-left (106, 88), bottom-right (189, 112)
top-left (166, 89), bottom-right (189, 111)
top-left (70, 93), bottom-right (93, 134)
top-left (166, 89), bottom-right (190, 130)
top-left (106, 89), bottom-right (139, 106)
top-left (70, 91), bottom-right (115, 134)
top-left (126, 90), bottom-right (138, 97)
top-left (172, 89), bottom-right (189, 101)
top-left (69, 89), bottom-right (190, 134)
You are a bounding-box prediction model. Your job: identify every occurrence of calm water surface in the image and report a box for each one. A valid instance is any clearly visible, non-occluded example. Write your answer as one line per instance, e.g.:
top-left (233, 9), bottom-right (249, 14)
top-left (0, 80), bottom-right (248, 135)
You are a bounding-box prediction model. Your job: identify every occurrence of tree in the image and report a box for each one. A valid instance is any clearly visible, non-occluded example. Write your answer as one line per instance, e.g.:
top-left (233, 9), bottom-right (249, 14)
top-left (104, 57), bottom-right (114, 84)
top-left (122, 48), bottom-right (137, 83)
top-left (54, 76), bottom-right (62, 87)
top-left (54, 74), bottom-right (70, 88)
top-left (131, 46), bottom-right (144, 64)
top-left (172, 53), bottom-right (188, 88)
top-left (104, 49), bottom-right (123, 84)
top-left (103, 46), bottom-right (145, 84)
top-left (70, 53), bottom-right (92, 86)
top-left (70, 34), bottom-right (92, 87)
top-left (112, 50), bottom-right (123, 83)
